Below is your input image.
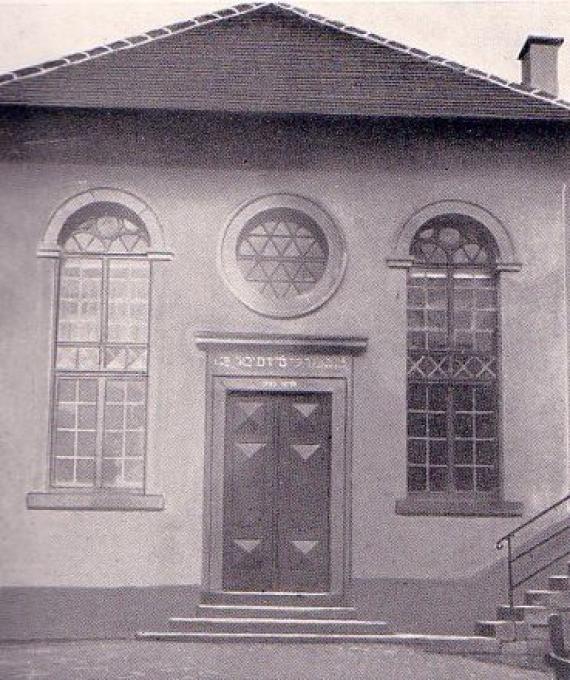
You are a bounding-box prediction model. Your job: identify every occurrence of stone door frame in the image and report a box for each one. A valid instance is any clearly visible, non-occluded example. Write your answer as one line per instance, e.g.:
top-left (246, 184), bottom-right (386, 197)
top-left (195, 333), bottom-right (367, 605)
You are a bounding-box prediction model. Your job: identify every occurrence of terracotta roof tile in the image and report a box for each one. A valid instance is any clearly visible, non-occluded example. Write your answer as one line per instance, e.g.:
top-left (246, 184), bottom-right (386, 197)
top-left (0, 1), bottom-right (568, 118)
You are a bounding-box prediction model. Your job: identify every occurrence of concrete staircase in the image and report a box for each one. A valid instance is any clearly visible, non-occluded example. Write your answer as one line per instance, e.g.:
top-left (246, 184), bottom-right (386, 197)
top-left (137, 602), bottom-right (392, 642)
top-left (476, 563), bottom-right (570, 652)
top-left (137, 600), bottom-right (502, 652)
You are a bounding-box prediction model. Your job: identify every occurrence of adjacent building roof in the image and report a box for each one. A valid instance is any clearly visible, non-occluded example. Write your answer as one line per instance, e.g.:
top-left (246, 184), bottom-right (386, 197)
top-left (0, 2), bottom-right (568, 120)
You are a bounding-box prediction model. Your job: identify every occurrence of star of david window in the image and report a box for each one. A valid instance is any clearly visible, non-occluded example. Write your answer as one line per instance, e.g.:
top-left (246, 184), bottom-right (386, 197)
top-left (406, 215), bottom-right (501, 498)
top-left (51, 203), bottom-right (151, 491)
top-left (221, 195), bottom-right (345, 318)
top-left (236, 209), bottom-right (329, 299)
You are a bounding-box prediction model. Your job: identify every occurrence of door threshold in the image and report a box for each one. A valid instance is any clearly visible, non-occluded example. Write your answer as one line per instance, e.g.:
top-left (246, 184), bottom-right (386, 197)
top-left (202, 591), bottom-right (346, 607)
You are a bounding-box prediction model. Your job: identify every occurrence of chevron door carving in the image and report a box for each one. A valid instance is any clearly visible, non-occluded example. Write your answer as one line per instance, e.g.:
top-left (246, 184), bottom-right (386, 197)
top-left (223, 391), bottom-right (331, 593)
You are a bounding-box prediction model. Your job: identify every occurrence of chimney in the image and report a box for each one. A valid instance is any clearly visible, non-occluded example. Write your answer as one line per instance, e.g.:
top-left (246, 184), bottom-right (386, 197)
top-left (518, 35), bottom-right (564, 95)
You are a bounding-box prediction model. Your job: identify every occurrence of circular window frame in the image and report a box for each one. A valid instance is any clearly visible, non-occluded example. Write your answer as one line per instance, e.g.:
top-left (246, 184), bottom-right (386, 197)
top-left (220, 194), bottom-right (346, 318)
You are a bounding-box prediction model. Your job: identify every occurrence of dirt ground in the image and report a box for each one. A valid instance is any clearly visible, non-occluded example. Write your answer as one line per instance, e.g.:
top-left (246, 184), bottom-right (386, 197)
top-left (0, 640), bottom-right (551, 680)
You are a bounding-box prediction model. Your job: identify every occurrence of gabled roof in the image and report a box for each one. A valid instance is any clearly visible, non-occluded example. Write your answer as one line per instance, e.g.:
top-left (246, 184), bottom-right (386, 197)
top-left (0, 2), bottom-right (568, 120)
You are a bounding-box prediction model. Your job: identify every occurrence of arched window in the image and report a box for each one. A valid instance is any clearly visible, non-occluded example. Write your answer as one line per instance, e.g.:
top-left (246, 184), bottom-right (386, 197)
top-left (51, 203), bottom-right (151, 491)
top-left (406, 215), bottom-right (500, 499)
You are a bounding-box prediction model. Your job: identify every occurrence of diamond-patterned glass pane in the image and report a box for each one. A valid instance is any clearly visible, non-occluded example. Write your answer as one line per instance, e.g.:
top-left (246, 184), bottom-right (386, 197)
top-left (62, 216), bottom-right (149, 254)
top-left (236, 210), bottom-right (329, 299)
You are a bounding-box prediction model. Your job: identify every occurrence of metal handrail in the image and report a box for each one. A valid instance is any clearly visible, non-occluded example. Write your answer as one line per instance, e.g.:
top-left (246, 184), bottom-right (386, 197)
top-left (496, 492), bottom-right (570, 610)
top-left (496, 493), bottom-right (570, 549)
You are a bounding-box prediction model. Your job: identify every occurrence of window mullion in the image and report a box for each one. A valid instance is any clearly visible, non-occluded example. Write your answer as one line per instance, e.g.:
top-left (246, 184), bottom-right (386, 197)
top-left (96, 260), bottom-right (108, 488)
top-left (94, 377), bottom-right (106, 488)
top-left (101, 258), bottom-right (109, 367)
top-left (446, 266), bottom-right (455, 491)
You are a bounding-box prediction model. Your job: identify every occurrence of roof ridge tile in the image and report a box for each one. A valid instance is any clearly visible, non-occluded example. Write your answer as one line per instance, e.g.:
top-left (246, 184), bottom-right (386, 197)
top-left (107, 40), bottom-right (130, 50)
top-left (126, 35), bottom-right (151, 45)
top-left (85, 47), bottom-right (110, 57)
top-left (65, 53), bottom-right (89, 63)
top-left (146, 28), bottom-right (170, 38)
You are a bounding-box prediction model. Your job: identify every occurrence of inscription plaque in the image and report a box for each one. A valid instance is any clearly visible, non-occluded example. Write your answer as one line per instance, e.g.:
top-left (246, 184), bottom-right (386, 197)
top-left (212, 353), bottom-right (349, 371)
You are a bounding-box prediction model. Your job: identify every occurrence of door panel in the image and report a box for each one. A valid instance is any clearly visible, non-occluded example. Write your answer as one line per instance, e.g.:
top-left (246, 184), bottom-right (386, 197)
top-left (222, 391), bottom-right (331, 593)
top-left (276, 393), bottom-right (331, 592)
top-left (222, 393), bottom-right (275, 592)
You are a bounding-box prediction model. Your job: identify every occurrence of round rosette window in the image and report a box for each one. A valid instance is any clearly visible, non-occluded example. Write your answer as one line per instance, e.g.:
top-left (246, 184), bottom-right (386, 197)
top-left (220, 195), bottom-right (346, 318)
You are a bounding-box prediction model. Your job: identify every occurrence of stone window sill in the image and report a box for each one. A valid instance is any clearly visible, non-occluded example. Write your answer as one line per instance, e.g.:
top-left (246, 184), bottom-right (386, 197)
top-left (395, 496), bottom-right (523, 517)
top-left (26, 491), bottom-right (164, 511)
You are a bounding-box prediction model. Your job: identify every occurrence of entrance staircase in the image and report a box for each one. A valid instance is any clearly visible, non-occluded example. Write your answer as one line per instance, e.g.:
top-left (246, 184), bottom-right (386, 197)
top-left (136, 595), bottom-right (499, 651)
top-left (475, 493), bottom-right (570, 653)
top-left (476, 565), bottom-right (570, 652)
top-left (138, 495), bottom-right (569, 654)
top-left (137, 595), bottom-right (392, 643)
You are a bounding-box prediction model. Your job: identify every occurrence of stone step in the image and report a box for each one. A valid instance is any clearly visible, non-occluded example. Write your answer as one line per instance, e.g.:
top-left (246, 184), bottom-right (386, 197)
top-left (496, 604), bottom-right (549, 625)
top-left (525, 590), bottom-right (553, 606)
top-left (524, 622), bottom-right (550, 641)
top-left (476, 620), bottom-right (518, 641)
top-left (137, 631), bottom-right (500, 653)
top-left (200, 591), bottom-right (344, 607)
top-left (195, 603), bottom-right (357, 620)
top-left (526, 637), bottom-right (551, 655)
top-left (168, 616), bottom-right (388, 635)
top-left (476, 618), bottom-right (550, 642)
top-left (525, 589), bottom-right (570, 609)
top-left (549, 575), bottom-right (570, 591)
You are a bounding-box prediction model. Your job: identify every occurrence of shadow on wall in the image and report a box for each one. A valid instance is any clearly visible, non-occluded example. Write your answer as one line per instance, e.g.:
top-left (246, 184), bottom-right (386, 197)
top-left (353, 532), bottom-right (570, 636)
top-left (1, 548), bottom-right (568, 640)
top-left (0, 585), bottom-right (202, 642)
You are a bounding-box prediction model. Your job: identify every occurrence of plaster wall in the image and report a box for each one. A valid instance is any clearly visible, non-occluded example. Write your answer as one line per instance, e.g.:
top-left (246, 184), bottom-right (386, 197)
top-left (0, 114), bottom-right (568, 589)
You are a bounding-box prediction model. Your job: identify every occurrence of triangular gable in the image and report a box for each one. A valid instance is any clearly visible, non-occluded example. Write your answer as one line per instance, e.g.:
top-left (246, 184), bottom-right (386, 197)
top-left (0, 2), bottom-right (568, 121)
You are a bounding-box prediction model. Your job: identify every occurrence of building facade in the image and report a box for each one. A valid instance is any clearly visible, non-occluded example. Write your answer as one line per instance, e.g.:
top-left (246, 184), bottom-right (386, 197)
top-left (1, 2), bottom-right (569, 638)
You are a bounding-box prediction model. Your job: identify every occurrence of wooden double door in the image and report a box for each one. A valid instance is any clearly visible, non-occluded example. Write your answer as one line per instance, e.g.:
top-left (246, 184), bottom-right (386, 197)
top-left (223, 391), bottom-right (332, 593)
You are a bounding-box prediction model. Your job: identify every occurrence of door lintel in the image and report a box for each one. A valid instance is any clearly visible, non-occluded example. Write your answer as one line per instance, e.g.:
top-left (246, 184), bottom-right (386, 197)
top-left (195, 332), bottom-right (367, 356)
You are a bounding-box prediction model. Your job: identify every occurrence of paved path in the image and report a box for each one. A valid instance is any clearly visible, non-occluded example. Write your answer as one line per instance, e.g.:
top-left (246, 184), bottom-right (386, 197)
top-left (0, 640), bottom-right (549, 680)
